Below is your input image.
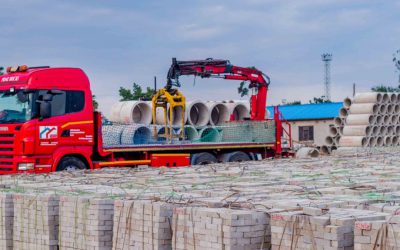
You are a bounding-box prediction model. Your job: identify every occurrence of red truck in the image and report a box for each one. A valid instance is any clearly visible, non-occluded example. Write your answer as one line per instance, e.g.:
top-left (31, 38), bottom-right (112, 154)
top-left (0, 64), bottom-right (292, 174)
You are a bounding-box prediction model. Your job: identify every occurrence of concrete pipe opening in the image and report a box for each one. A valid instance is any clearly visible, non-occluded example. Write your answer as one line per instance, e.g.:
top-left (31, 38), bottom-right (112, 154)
top-left (325, 136), bottom-right (334, 146)
top-left (339, 108), bottom-right (348, 118)
top-left (309, 148), bottom-right (319, 157)
top-left (334, 117), bottom-right (343, 127)
top-left (207, 102), bottom-right (230, 126)
top-left (397, 93), bottom-right (400, 103)
top-left (343, 97), bottom-right (352, 109)
top-left (121, 125), bottom-right (152, 145)
top-left (198, 127), bottom-right (222, 142)
top-left (390, 116), bottom-right (397, 125)
top-left (353, 92), bottom-right (383, 103)
top-left (382, 93), bottom-right (390, 103)
top-left (387, 104), bottom-right (394, 114)
top-left (186, 101), bottom-right (209, 126)
top-left (102, 125), bottom-right (125, 147)
top-left (396, 126), bottom-right (400, 135)
top-left (384, 136), bottom-right (392, 146)
top-left (119, 101), bottom-right (152, 125)
top-left (228, 102), bottom-right (250, 121)
top-left (338, 136), bottom-right (368, 147)
top-left (346, 114), bottom-right (375, 126)
top-left (395, 104), bottom-right (400, 114)
top-left (320, 145), bottom-right (331, 155)
top-left (392, 136), bottom-right (399, 145)
top-left (329, 127), bottom-right (338, 137)
top-left (376, 136), bottom-right (384, 147)
top-left (349, 103), bottom-right (379, 115)
top-left (390, 93), bottom-right (397, 103)
top-left (387, 126), bottom-right (394, 135)
top-left (375, 115), bottom-right (383, 125)
top-left (372, 126), bottom-right (380, 136)
top-left (378, 105), bottom-right (387, 115)
top-left (380, 126), bottom-right (388, 135)
top-left (383, 115), bottom-right (390, 124)
top-left (368, 137), bottom-right (377, 147)
top-left (296, 147), bottom-right (319, 158)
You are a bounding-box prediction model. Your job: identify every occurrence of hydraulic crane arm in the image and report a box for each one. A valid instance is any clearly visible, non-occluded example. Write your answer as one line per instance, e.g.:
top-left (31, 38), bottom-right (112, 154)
top-left (166, 58), bottom-right (271, 121)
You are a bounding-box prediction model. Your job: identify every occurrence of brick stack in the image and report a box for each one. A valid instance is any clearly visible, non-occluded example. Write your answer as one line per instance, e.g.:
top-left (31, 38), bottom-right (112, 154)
top-left (59, 195), bottom-right (114, 250)
top-left (12, 193), bottom-right (59, 250)
top-left (270, 207), bottom-right (388, 250)
top-left (0, 193), bottom-right (13, 250)
top-left (354, 217), bottom-right (400, 250)
top-left (172, 207), bottom-right (270, 250)
top-left (112, 200), bottom-right (175, 250)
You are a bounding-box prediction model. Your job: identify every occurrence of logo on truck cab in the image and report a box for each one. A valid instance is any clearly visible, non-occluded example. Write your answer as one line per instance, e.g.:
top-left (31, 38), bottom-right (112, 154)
top-left (39, 126), bottom-right (58, 139)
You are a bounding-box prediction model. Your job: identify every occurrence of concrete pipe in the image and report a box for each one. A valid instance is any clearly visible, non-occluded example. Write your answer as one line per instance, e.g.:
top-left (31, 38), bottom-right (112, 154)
top-left (334, 117), bottom-right (344, 127)
top-left (102, 125), bottom-right (125, 147)
top-left (383, 115), bottom-right (390, 124)
top-left (378, 105), bottom-right (387, 115)
top-left (109, 102), bottom-right (125, 123)
top-left (207, 102), bottom-right (230, 126)
top-left (387, 104), bottom-right (395, 114)
top-left (176, 125), bottom-right (199, 141)
top-left (121, 125), bottom-right (152, 145)
top-left (325, 136), bottom-right (334, 146)
top-left (296, 147), bottom-right (319, 158)
top-left (334, 135), bottom-right (340, 145)
top-left (156, 106), bottom-right (187, 126)
top-left (395, 104), bottom-right (400, 114)
top-left (343, 97), bottom-right (352, 109)
top-left (339, 136), bottom-right (368, 147)
top-left (346, 114), bottom-right (375, 125)
top-left (227, 102), bottom-right (250, 121)
top-left (376, 136), bottom-right (384, 147)
top-left (339, 108), bottom-right (348, 119)
top-left (384, 136), bottom-right (392, 146)
top-left (382, 93), bottom-right (390, 104)
top-left (387, 126), bottom-right (394, 135)
top-left (320, 145), bottom-right (331, 155)
top-left (118, 101), bottom-right (152, 125)
top-left (342, 125), bottom-right (371, 136)
top-left (348, 103), bottom-right (379, 115)
top-left (380, 126), bottom-right (388, 135)
top-left (198, 127), bottom-right (222, 142)
top-left (396, 125), bottom-right (400, 135)
top-left (389, 93), bottom-right (397, 103)
top-left (397, 93), bottom-right (400, 103)
top-left (368, 137), bottom-right (377, 147)
top-left (392, 136), bottom-right (399, 145)
top-left (329, 126), bottom-right (339, 137)
top-left (186, 100), bottom-right (209, 126)
top-left (375, 115), bottom-right (383, 125)
top-left (390, 116), bottom-right (397, 125)
top-left (353, 92), bottom-right (383, 104)
top-left (372, 126), bottom-right (380, 136)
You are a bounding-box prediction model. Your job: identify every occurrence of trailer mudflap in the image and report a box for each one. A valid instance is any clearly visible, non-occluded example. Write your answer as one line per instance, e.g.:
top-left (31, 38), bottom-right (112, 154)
top-left (150, 153), bottom-right (190, 167)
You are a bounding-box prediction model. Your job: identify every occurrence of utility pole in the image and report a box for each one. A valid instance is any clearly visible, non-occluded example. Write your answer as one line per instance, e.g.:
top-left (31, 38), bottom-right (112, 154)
top-left (321, 53), bottom-right (332, 101)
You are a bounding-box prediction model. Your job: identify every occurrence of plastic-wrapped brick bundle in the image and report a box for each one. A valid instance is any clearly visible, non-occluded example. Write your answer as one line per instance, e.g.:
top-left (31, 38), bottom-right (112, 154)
top-left (102, 125), bottom-right (125, 147)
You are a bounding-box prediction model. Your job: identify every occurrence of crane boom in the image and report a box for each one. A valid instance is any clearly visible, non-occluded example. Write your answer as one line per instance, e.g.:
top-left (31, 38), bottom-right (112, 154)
top-left (166, 58), bottom-right (270, 121)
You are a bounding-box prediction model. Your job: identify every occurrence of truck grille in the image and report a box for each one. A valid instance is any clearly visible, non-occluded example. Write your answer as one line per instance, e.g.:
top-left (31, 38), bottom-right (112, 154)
top-left (0, 133), bottom-right (15, 171)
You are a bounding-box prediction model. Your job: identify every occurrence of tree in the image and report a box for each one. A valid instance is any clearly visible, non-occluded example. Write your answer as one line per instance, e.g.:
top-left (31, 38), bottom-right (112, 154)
top-left (92, 95), bottom-right (99, 111)
top-left (283, 100), bottom-right (301, 105)
top-left (371, 85), bottom-right (400, 92)
top-left (309, 96), bottom-right (332, 104)
top-left (119, 83), bottom-right (154, 101)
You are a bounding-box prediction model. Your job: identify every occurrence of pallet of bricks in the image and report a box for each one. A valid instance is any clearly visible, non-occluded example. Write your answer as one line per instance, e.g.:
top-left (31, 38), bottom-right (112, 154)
top-left (270, 207), bottom-right (389, 250)
top-left (354, 203), bottom-right (400, 250)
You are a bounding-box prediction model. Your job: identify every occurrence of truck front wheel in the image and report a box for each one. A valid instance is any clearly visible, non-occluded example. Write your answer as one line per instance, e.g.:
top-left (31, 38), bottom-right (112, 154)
top-left (56, 156), bottom-right (86, 171)
top-left (190, 152), bottom-right (217, 165)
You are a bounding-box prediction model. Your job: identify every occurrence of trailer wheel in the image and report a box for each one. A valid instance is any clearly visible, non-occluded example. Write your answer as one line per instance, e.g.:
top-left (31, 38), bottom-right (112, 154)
top-left (56, 156), bottom-right (86, 171)
top-left (220, 151), bottom-right (250, 162)
top-left (191, 152), bottom-right (217, 165)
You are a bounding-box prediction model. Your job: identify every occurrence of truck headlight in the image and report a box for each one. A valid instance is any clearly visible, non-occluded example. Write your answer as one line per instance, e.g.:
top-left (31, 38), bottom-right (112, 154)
top-left (18, 163), bottom-right (34, 170)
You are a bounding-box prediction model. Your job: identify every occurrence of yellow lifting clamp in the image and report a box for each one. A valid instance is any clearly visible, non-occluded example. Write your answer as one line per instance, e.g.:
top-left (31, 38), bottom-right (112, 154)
top-left (152, 88), bottom-right (186, 141)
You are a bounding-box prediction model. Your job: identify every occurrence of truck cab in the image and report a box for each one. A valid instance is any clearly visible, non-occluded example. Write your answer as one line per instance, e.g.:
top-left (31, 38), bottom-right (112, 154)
top-left (0, 66), bottom-right (94, 174)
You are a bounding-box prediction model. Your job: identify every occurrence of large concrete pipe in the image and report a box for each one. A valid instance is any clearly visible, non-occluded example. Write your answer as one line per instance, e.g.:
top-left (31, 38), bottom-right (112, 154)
top-left (186, 100), bottom-right (209, 126)
top-left (368, 137), bottom-right (377, 147)
top-left (380, 126), bottom-right (388, 135)
top-left (207, 102), bottom-right (230, 126)
top-left (383, 115), bottom-right (390, 124)
top-left (382, 93), bottom-right (390, 104)
top-left (109, 102), bottom-right (125, 123)
top-left (392, 136), bottom-right (399, 145)
top-left (339, 136), bottom-right (368, 147)
top-left (378, 105), bottom-right (387, 115)
top-left (329, 126), bottom-right (339, 137)
top-left (389, 93), bottom-right (397, 103)
top-left (339, 108), bottom-right (348, 119)
top-left (387, 104), bottom-right (395, 114)
top-left (395, 104), bottom-right (400, 114)
top-left (227, 102), bottom-right (250, 121)
top-left (325, 136), bottom-right (334, 146)
top-left (348, 103), bottom-right (379, 115)
top-left (343, 97), bottom-right (352, 109)
top-left (320, 145), bottom-right (331, 155)
top-left (353, 92), bottom-right (383, 104)
top-left (121, 125), bottom-right (152, 145)
top-left (346, 114), bottom-right (375, 125)
top-left (342, 125), bottom-right (371, 136)
top-left (390, 116), bottom-right (397, 125)
top-left (387, 126), bottom-right (394, 135)
top-left (376, 136), bottom-right (384, 147)
top-left (176, 125), bottom-right (199, 141)
top-left (384, 136), bottom-right (392, 146)
top-left (198, 127), bottom-right (222, 142)
top-left (296, 147), bottom-right (319, 158)
top-left (155, 106), bottom-right (187, 126)
top-left (396, 126), bottom-right (400, 135)
top-left (118, 101), bottom-right (152, 125)
top-left (372, 126), bottom-right (380, 136)
top-left (334, 117), bottom-right (344, 127)
top-left (375, 115), bottom-right (383, 125)
top-left (102, 125), bottom-right (125, 147)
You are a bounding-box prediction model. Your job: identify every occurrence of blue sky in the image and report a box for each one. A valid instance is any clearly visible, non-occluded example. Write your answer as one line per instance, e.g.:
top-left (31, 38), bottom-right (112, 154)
top-left (1, 0), bottom-right (400, 117)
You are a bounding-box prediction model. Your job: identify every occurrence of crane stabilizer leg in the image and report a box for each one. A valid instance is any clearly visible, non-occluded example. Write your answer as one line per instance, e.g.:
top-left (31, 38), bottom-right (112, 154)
top-left (152, 88), bottom-right (186, 141)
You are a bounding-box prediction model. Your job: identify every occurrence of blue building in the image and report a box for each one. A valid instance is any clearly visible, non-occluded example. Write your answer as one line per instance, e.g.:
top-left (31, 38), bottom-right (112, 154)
top-left (267, 102), bottom-right (343, 145)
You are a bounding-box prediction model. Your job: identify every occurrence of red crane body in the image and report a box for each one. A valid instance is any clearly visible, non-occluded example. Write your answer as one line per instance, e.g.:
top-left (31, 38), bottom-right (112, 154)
top-left (166, 58), bottom-right (270, 121)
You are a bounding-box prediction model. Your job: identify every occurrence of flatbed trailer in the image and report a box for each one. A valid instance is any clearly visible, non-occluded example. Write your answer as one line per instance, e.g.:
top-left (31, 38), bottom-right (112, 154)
top-left (0, 66), bottom-right (292, 174)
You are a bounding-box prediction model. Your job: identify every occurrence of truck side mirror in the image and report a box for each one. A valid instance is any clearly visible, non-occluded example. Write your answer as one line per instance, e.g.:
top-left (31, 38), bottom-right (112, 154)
top-left (40, 102), bottom-right (51, 119)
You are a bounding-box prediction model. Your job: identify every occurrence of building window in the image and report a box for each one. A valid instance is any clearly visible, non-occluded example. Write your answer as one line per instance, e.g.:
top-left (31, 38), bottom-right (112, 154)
top-left (299, 126), bottom-right (314, 141)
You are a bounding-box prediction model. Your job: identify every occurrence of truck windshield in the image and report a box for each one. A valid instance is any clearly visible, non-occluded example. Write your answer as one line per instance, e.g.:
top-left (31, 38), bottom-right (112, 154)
top-left (0, 90), bottom-right (33, 123)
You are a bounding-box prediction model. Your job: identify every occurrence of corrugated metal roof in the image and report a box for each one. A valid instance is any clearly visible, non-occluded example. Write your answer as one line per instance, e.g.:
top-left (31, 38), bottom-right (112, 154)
top-left (267, 102), bottom-right (343, 121)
